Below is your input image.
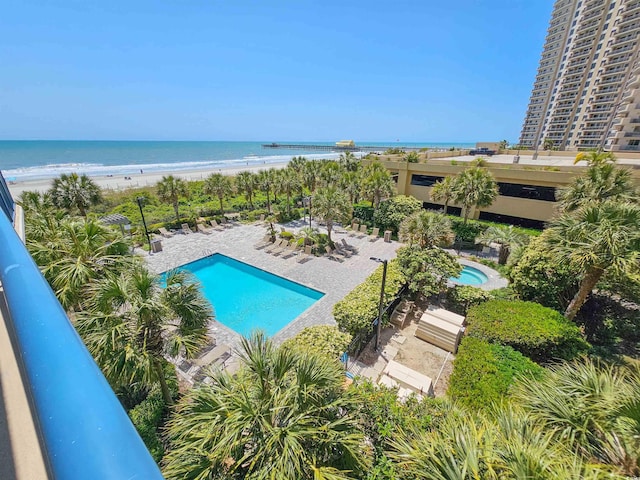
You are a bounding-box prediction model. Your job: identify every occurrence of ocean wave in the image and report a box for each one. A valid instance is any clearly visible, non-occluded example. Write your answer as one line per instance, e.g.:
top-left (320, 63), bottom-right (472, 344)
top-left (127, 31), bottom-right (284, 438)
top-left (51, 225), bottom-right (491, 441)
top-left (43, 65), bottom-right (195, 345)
top-left (2, 152), bottom-right (348, 181)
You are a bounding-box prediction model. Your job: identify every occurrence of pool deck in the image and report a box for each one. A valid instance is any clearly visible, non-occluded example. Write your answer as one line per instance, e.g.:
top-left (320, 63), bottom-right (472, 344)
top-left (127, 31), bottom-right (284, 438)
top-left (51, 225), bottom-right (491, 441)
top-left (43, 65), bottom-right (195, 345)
top-left (142, 221), bottom-right (401, 349)
top-left (454, 258), bottom-right (508, 291)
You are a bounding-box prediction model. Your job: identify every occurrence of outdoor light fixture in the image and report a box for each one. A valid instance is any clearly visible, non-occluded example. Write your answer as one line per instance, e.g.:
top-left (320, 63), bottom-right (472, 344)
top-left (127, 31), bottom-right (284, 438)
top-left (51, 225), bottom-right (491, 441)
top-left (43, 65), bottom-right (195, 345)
top-left (369, 256), bottom-right (388, 352)
top-left (136, 197), bottom-right (152, 253)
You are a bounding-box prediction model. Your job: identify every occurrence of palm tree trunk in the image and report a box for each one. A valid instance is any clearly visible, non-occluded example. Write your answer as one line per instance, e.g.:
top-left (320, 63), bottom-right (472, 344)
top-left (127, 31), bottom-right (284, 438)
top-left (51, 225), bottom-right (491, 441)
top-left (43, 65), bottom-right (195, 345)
top-left (564, 267), bottom-right (604, 321)
top-left (286, 190), bottom-right (291, 216)
top-left (154, 359), bottom-right (174, 405)
top-left (327, 222), bottom-right (332, 242)
top-left (219, 197), bottom-right (224, 211)
top-left (173, 202), bottom-right (180, 223)
top-left (443, 202), bottom-right (448, 215)
top-left (265, 189), bottom-right (271, 213)
top-left (498, 245), bottom-right (510, 265)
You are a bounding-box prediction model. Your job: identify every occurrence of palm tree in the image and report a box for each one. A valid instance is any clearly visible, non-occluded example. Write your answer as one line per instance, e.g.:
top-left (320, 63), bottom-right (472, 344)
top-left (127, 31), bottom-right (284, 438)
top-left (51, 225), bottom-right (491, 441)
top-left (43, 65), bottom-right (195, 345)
top-left (399, 210), bottom-right (453, 249)
top-left (557, 162), bottom-right (637, 212)
top-left (338, 151), bottom-right (360, 171)
top-left (341, 170), bottom-right (363, 204)
top-left (512, 359), bottom-right (640, 476)
top-left (236, 170), bottom-right (257, 209)
top-left (48, 172), bottom-right (102, 217)
top-left (288, 155), bottom-right (308, 174)
top-left (156, 175), bottom-right (189, 223)
top-left (303, 159), bottom-right (323, 192)
top-left (403, 151), bottom-right (420, 163)
top-left (278, 167), bottom-right (301, 216)
top-left (362, 161), bottom-right (395, 209)
top-left (545, 199), bottom-right (640, 320)
top-left (574, 149), bottom-right (617, 166)
top-left (312, 186), bottom-right (352, 243)
top-left (453, 166), bottom-right (499, 224)
top-left (430, 176), bottom-right (456, 214)
top-left (476, 225), bottom-right (529, 265)
top-left (162, 332), bottom-right (367, 480)
top-left (76, 267), bottom-right (212, 404)
top-left (319, 161), bottom-right (345, 188)
top-left (203, 173), bottom-right (234, 211)
top-left (256, 169), bottom-right (275, 213)
top-left (27, 216), bottom-right (134, 311)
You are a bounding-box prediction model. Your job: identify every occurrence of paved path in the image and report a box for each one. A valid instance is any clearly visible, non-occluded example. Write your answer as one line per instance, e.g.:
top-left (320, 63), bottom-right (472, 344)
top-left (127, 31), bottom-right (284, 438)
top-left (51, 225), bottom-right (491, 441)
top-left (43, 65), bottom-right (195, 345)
top-left (142, 221), bottom-right (401, 348)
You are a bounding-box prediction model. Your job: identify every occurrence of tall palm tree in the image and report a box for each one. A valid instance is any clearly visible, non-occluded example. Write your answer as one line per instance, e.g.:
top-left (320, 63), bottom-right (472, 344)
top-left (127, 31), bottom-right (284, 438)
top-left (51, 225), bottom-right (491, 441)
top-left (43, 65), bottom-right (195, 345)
top-left (341, 170), bottom-right (363, 204)
top-left (48, 172), bottom-right (102, 217)
top-left (512, 359), bottom-right (640, 476)
top-left (362, 161), bottom-right (395, 209)
top-left (312, 186), bottom-right (352, 243)
top-left (430, 176), bottom-right (456, 214)
top-left (76, 268), bottom-right (212, 404)
top-left (156, 175), bottom-right (189, 223)
top-left (278, 167), bottom-right (301, 216)
top-left (545, 199), bottom-right (640, 320)
top-left (27, 216), bottom-right (134, 311)
top-left (476, 225), bottom-right (529, 265)
top-left (303, 159), bottom-right (323, 192)
top-left (399, 210), bottom-right (453, 249)
top-left (256, 169), bottom-right (275, 213)
top-left (236, 170), bottom-right (257, 209)
top-left (574, 150), bottom-right (617, 166)
top-left (288, 155), bottom-right (308, 174)
top-left (453, 166), bottom-right (499, 224)
top-left (319, 161), bottom-right (345, 188)
top-left (338, 151), bottom-right (360, 171)
top-left (162, 332), bottom-right (367, 480)
top-left (203, 173), bottom-right (234, 211)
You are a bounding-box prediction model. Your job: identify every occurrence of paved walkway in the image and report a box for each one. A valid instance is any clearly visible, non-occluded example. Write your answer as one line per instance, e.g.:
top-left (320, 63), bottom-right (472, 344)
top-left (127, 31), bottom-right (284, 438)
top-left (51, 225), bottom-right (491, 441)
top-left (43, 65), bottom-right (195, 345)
top-left (142, 221), bottom-right (401, 348)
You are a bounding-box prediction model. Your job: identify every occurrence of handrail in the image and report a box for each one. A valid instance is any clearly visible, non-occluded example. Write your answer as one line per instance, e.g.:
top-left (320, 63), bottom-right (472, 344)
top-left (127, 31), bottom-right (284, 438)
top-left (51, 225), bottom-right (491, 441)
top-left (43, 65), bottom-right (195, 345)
top-left (0, 171), bottom-right (14, 221)
top-left (0, 211), bottom-right (164, 479)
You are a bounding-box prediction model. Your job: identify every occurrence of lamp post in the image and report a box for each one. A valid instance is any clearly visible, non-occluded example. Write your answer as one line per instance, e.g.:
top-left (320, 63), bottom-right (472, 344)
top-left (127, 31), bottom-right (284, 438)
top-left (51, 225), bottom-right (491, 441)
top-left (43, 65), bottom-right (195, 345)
top-left (136, 197), bottom-right (152, 254)
top-left (370, 257), bottom-right (388, 352)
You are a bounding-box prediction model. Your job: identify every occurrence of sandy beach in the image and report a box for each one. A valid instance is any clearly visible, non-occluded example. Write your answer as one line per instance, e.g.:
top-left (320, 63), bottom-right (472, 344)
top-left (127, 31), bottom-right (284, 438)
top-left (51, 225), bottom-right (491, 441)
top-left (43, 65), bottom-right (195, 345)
top-left (7, 161), bottom-right (291, 198)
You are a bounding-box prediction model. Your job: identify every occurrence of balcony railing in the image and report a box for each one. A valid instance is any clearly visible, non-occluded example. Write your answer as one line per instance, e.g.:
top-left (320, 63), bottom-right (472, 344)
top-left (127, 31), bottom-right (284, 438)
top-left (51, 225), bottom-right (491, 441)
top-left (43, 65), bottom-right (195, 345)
top-left (0, 171), bottom-right (164, 480)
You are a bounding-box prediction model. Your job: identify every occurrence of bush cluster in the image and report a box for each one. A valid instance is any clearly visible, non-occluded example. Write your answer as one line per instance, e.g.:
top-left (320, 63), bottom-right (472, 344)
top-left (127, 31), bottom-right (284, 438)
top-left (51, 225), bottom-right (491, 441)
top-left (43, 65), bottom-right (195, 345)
top-left (282, 325), bottom-right (352, 360)
top-left (445, 285), bottom-right (492, 315)
top-left (128, 388), bottom-right (166, 462)
top-left (466, 300), bottom-right (589, 363)
top-left (448, 337), bottom-right (543, 410)
top-left (333, 260), bottom-right (405, 337)
top-left (352, 202), bottom-right (374, 225)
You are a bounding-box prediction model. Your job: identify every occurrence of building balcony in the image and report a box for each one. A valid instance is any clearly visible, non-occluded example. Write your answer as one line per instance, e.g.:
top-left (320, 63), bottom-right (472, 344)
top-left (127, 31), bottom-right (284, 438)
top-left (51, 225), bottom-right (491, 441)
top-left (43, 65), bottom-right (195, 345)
top-left (623, 131), bottom-right (640, 137)
top-left (0, 172), bottom-right (163, 480)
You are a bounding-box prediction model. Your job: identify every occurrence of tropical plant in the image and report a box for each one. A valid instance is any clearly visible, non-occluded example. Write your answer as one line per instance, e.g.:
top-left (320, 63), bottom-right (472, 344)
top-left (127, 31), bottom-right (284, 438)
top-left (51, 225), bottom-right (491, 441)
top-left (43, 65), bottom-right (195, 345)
top-left (396, 245), bottom-right (461, 298)
top-left (430, 176), bottom-right (456, 214)
top-left (48, 172), bottom-right (102, 217)
top-left (341, 169), bottom-right (363, 204)
top-left (403, 151), bottom-right (420, 163)
top-left (543, 137), bottom-right (555, 150)
top-left (203, 173), bottom-right (234, 211)
top-left (156, 175), bottom-right (189, 223)
top-left (398, 210), bottom-right (453, 248)
top-left (162, 332), bottom-right (368, 480)
top-left (452, 166), bottom-right (499, 223)
top-left (302, 159), bottom-right (323, 192)
top-left (256, 169), bottom-right (275, 213)
top-left (545, 200), bottom-right (640, 320)
top-left (282, 325), bottom-right (352, 360)
top-left (235, 170), bottom-right (257, 209)
top-left (312, 186), bottom-right (352, 242)
top-left (76, 267), bottom-right (212, 404)
top-left (338, 151), bottom-right (360, 171)
top-left (18, 190), bottom-right (54, 213)
top-left (372, 195), bottom-right (422, 234)
top-left (446, 285), bottom-right (492, 315)
top-left (319, 160), bottom-right (345, 188)
top-left (476, 225), bottom-right (529, 264)
top-left (574, 149), bottom-right (617, 166)
top-left (362, 161), bottom-right (395, 209)
top-left (277, 167), bottom-right (301, 216)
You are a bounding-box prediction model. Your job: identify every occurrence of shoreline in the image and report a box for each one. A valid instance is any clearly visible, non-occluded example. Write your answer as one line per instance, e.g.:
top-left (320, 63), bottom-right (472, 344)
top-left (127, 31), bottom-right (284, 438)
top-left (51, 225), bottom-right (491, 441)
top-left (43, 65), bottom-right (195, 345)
top-left (6, 161), bottom-right (291, 197)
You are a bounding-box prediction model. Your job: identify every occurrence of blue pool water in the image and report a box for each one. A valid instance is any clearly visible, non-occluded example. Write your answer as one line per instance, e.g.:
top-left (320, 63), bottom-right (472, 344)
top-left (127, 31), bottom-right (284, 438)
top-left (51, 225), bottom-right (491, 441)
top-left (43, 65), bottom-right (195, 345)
top-left (450, 266), bottom-right (488, 286)
top-left (172, 254), bottom-right (324, 337)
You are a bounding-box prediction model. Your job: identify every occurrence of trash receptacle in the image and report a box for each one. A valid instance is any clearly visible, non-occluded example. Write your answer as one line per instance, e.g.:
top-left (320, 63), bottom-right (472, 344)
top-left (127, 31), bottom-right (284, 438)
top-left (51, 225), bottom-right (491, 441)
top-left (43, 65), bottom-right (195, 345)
top-left (151, 239), bottom-right (163, 253)
top-left (384, 230), bottom-right (392, 243)
top-left (513, 155), bottom-right (520, 164)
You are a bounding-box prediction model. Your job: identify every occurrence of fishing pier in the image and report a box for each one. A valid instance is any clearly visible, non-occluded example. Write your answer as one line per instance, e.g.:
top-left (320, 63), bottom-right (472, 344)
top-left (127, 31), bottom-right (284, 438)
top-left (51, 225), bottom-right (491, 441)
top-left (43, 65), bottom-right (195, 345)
top-left (261, 141), bottom-right (423, 153)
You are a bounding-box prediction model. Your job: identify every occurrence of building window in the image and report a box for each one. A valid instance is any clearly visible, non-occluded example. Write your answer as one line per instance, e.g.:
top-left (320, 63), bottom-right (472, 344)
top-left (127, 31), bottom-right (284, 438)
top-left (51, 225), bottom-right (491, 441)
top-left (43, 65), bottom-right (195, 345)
top-left (497, 182), bottom-right (557, 202)
top-left (410, 175), bottom-right (444, 187)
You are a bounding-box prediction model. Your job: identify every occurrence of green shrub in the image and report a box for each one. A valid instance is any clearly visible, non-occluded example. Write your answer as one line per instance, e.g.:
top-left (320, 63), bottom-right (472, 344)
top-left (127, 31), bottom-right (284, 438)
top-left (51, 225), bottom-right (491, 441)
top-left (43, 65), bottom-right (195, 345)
top-left (466, 300), bottom-right (589, 363)
top-left (282, 325), bottom-right (352, 360)
top-left (353, 202), bottom-right (374, 225)
top-left (276, 207), bottom-right (302, 223)
top-left (128, 388), bottom-right (166, 462)
top-left (446, 285), bottom-right (492, 315)
top-left (333, 260), bottom-right (405, 337)
top-left (448, 337), bottom-right (543, 410)
top-left (373, 195), bottom-right (422, 234)
top-left (451, 218), bottom-right (485, 242)
top-left (279, 231), bottom-right (295, 240)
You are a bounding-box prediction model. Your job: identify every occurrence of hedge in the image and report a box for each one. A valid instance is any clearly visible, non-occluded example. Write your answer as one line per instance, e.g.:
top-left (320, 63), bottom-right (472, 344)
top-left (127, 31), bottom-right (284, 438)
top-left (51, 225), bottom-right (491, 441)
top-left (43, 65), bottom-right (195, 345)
top-left (466, 300), bottom-right (589, 363)
top-left (445, 285), bottom-right (492, 315)
top-left (282, 325), bottom-right (352, 360)
top-left (128, 388), bottom-right (166, 462)
top-left (448, 337), bottom-right (543, 410)
top-left (333, 260), bottom-right (405, 337)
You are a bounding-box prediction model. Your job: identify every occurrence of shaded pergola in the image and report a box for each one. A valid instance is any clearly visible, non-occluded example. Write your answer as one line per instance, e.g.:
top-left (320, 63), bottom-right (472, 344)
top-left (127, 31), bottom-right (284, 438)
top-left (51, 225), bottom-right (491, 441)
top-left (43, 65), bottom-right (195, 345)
top-left (100, 213), bottom-right (131, 235)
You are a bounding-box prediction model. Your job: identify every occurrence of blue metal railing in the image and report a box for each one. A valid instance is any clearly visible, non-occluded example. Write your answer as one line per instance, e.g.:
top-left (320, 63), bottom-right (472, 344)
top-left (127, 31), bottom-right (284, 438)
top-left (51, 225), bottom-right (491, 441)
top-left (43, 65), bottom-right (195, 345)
top-left (0, 192), bottom-right (164, 478)
top-left (0, 171), bottom-right (14, 221)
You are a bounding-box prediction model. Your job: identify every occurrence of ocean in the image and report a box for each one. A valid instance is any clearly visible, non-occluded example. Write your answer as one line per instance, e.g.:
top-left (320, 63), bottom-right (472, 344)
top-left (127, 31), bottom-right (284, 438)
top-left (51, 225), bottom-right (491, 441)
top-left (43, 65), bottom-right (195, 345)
top-left (0, 140), bottom-right (474, 181)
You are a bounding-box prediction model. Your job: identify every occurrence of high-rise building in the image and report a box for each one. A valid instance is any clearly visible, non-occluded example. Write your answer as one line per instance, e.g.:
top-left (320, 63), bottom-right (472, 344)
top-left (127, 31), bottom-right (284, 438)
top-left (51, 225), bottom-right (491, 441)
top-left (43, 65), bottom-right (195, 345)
top-left (519, 0), bottom-right (640, 152)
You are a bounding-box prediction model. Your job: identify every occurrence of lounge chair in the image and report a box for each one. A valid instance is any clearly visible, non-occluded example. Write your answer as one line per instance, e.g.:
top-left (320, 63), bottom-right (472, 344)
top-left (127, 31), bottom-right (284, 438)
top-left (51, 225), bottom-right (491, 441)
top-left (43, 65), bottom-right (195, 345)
top-left (257, 214), bottom-right (266, 224)
top-left (210, 220), bottom-right (225, 231)
top-left (265, 239), bottom-right (284, 253)
top-left (348, 223), bottom-right (360, 237)
top-left (194, 344), bottom-right (232, 367)
top-left (181, 223), bottom-right (193, 234)
top-left (325, 246), bottom-right (345, 262)
top-left (255, 234), bottom-right (273, 249)
top-left (271, 240), bottom-right (290, 256)
top-left (345, 221), bottom-right (358, 233)
top-left (220, 217), bottom-right (232, 228)
top-left (297, 245), bottom-right (313, 263)
top-left (158, 227), bottom-right (174, 238)
top-left (334, 243), bottom-right (352, 257)
top-left (369, 227), bottom-right (380, 242)
top-left (196, 223), bottom-right (213, 234)
top-left (340, 238), bottom-right (356, 251)
top-left (282, 243), bottom-right (301, 259)
top-left (357, 224), bottom-right (368, 238)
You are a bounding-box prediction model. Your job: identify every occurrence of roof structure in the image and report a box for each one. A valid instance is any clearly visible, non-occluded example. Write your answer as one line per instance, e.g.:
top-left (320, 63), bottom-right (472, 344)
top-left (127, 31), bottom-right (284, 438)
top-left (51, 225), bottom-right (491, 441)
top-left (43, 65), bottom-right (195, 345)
top-left (100, 213), bottom-right (131, 225)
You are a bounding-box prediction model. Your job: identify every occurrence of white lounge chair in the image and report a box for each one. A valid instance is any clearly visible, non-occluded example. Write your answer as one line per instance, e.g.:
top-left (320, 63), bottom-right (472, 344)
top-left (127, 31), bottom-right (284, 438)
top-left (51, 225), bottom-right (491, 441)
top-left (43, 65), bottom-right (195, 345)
top-left (348, 223), bottom-right (360, 237)
top-left (158, 227), bottom-right (174, 238)
top-left (209, 220), bottom-right (225, 231)
top-left (369, 227), bottom-right (380, 241)
top-left (265, 239), bottom-right (284, 253)
top-left (297, 245), bottom-right (313, 263)
top-left (181, 223), bottom-right (193, 234)
top-left (196, 223), bottom-right (213, 234)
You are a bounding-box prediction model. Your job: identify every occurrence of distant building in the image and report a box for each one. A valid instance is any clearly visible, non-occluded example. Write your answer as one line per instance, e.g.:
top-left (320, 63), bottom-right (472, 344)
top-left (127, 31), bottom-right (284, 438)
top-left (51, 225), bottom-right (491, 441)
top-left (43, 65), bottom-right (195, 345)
top-left (520, 0), bottom-right (640, 152)
top-left (335, 140), bottom-right (355, 147)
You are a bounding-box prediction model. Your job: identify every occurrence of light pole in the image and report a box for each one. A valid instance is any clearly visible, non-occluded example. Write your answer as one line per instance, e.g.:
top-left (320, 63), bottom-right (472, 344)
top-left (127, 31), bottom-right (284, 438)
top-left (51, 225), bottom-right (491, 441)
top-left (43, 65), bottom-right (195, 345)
top-left (136, 197), bottom-right (152, 254)
top-left (370, 257), bottom-right (388, 352)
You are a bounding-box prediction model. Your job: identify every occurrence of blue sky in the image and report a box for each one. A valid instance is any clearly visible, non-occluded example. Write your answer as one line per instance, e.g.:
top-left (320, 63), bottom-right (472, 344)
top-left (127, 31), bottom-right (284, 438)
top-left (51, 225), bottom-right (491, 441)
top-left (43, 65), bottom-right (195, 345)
top-left (0, 1), bottom-right (553, 142)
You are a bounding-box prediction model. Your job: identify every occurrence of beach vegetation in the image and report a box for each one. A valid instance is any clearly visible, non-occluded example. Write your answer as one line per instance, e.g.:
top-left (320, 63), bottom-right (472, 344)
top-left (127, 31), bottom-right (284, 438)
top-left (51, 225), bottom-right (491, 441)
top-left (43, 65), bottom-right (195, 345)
top-left (203, 173), bottom-right (234, 211)
top-left (429, 175), bottom-right (456, 215)
top-left (312, 185), bottom-right (352, 242)
top-left (156, 175), bottom-right (189, 223)
top-left (282, 325), bottom-right (352, 360)
top-left (475, 224), bottom-right (529, 265)
top-left (452, 165), bottom-right (499, 224)
top-left (235, 170), bottom-right (257, 209)
top-left (398, 210), bottom-right (453, 248)
top-left (48, 172), bottom-right (102, 217)
top-left (403, 151), bottom-right (420, 163)
top-left (362, 160), bottom-right (395, 209)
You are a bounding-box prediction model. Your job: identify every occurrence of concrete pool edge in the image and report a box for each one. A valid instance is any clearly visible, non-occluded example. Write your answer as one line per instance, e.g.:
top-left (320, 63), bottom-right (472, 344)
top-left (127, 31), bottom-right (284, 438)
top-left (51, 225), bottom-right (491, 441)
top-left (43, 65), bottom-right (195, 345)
top-left (454, 258), bottom-right (508, 291)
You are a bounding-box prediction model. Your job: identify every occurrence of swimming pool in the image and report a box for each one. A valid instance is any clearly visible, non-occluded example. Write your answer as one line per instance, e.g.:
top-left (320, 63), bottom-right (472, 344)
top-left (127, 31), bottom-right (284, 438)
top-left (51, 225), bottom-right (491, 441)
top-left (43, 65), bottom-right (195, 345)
top-left (450, 266), bottom-right (488, 286)
top-left (172, 254), bottom-right (324, 337)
